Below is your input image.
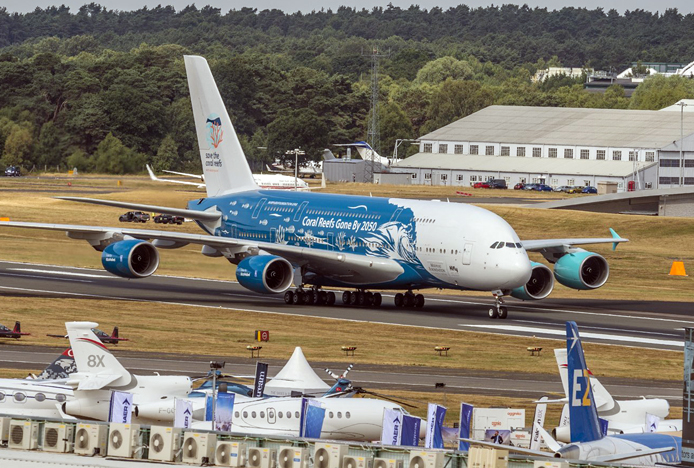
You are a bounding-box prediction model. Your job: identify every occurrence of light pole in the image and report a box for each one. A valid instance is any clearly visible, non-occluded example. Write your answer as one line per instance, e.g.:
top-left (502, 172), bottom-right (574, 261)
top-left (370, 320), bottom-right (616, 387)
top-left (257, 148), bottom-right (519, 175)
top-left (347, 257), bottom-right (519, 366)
top-left (285, 148), bottom-right (305, 191)
top-left (392, 139), bottom-right (419, 162)
top-left (209, 361), bottom-right (225, 430)
top-left (678, 101), bottom-right (688, 187)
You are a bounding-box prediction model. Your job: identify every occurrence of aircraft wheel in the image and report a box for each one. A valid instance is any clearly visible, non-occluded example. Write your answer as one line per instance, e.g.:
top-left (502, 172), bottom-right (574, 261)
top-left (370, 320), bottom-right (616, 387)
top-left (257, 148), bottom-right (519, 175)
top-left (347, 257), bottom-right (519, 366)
top-left (292, 291), bottom-right (303, 305)
top-left (284, 290), bottom-right (294, 304)
top-left (318, 291), bottom-right (327, 305)
top-left (394, 293), bottom-right (404, 308)
top-left (350, 292), bottom-right (359, 306)
top-left (488, 308), bottom-right (499, 319)
top-left (373, 293), bottom-right (382, 307)
top-left (414, 294), bottom-right (425, 308)
top-left (326, 292), bottom-right (336, 306)
top-left (304, 292), bottom-right (314, 305)
top-left (342, 291), bottom-right (351, 305)
top-left (357, 292), bottom-right (367, 306)
top-left (365, 292), bottom-right (374, 306)
top-left (498, 306), bottom-right (508, 319)
top-left (403, 293), bottom-right (414, 308)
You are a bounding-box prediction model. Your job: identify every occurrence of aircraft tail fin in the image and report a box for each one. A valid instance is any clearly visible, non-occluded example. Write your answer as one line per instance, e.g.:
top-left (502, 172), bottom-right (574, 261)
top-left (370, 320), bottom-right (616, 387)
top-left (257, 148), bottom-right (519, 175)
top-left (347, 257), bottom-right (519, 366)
top-left (13, 321), bottom-right (20, 333)
top-left (184, 55), bottom-right (257, 197)
top-left (112, 327), bottom-right (119, 339)
top-left (555, 348), bottom-right (616, 412)
top-left (35, 349), bottom-right (76, 380)
top-left (566, 321), bottom-right (603, 443)
top-left (66, 321), bottom-right (131, 389)
top-left (322, 149), bottom-right (336, 160)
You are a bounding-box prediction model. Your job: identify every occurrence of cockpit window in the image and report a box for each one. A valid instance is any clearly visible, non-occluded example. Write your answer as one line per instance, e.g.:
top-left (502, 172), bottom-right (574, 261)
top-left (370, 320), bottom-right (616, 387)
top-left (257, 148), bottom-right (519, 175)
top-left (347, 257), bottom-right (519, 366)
top-left (506, 242), bottom-right (516, 248)
top-left (496, 243), bottom-right (504, 249)
top-left (490, 242), bottom-right (498, 248)
top-left (516, 242), bottom-right (523, 248)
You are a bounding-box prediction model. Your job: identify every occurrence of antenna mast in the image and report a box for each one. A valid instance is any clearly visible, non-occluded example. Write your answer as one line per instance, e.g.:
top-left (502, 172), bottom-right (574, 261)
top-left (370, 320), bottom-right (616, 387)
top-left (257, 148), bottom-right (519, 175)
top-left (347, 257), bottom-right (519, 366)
top-left (363, 47), bottom-right (389, 183)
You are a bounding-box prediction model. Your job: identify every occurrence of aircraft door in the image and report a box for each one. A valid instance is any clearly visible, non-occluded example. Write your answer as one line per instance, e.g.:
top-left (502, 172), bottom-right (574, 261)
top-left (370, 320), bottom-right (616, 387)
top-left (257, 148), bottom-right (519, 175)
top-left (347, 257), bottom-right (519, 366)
top-left (267, 408), bottom-right (276, 424)
top-left (462, 243), bottom-right (473, 265)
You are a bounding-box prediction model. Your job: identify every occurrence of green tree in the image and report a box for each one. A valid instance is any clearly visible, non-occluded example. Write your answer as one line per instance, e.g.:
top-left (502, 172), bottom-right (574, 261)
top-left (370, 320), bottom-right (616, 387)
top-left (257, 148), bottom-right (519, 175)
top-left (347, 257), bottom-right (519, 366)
top-left (266, 108), bottom-right (329, 165)
top-left (629, 75), bottom-right (694, 110)
top-left (93, 133), bottom-right (145, 174)
top-left (416, 56), bottom-right (474, 85)
top-left (1, 125), bottom-right (32, 167)
top-left (151, 134), bottom-right (178, 171)
top-left (423, 79), bottom-right (494, 133)
top-left (66, 149), bottom-right (93, 172)
top-left (379, 102), bottom-right (414, 158)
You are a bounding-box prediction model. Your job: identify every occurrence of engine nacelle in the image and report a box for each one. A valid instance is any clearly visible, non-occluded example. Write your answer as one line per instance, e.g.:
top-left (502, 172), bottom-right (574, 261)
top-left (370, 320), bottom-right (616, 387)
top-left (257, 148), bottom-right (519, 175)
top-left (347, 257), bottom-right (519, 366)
top-left (63, 392), bottom-right (111, 421)
top-left (101, 239), bottom-right (160, 278)
top-left (510, 262), bottom-right (554, 300)
top-left (236, 255), bottom-right (293, 294)
top-left (554, 251), bottom-right (609, 290)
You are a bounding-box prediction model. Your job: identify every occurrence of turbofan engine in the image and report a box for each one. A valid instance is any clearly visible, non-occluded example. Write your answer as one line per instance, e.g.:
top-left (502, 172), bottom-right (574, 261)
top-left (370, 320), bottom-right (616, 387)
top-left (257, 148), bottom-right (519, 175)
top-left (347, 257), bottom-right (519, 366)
top-left (510, 262), bottom-right (554, 300)
top-left (235, 255), bottom-right (293, 294)
top-left (554, 251), bottom-right (609, 290)
top-left (101, 239), bottom-right (160, 279)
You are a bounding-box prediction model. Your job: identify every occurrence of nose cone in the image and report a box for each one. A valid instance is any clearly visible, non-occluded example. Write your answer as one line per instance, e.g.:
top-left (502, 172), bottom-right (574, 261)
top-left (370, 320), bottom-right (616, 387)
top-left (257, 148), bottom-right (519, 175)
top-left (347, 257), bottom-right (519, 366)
top-left (501, 250), bottom-right (532, 288)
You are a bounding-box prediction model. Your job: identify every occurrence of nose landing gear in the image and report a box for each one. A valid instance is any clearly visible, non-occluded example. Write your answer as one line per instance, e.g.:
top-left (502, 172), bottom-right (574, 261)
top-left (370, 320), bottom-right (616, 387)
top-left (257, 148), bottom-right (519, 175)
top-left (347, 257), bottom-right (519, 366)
top-left (488, 295), bottom-right (508, 319)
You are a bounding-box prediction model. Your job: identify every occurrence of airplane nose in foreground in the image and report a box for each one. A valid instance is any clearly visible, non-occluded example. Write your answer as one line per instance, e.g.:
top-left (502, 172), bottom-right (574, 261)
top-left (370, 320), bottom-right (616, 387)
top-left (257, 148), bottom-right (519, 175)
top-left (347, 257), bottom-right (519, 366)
top-left (501, 252), bottom-right (532, 288)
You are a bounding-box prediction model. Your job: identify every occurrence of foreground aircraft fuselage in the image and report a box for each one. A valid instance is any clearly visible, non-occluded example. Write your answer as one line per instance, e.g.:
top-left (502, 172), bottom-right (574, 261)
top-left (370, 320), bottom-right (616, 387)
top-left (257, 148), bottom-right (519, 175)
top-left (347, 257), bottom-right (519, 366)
top-left (191, 190), bottom-right (531, 292)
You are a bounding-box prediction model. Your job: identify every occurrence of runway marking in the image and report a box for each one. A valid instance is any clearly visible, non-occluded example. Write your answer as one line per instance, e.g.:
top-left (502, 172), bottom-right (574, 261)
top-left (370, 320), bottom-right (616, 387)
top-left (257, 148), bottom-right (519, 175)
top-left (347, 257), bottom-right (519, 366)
top-left (8, 268), bottom-right (108, 279)
top-left (514, 320), bottom-right (682, 337)
top-left (0, 272), bottom-right (93, 283)
top-left (222, 293), bottom-right (283, 301)
top-left (460, 324), bottom-right (683, 347)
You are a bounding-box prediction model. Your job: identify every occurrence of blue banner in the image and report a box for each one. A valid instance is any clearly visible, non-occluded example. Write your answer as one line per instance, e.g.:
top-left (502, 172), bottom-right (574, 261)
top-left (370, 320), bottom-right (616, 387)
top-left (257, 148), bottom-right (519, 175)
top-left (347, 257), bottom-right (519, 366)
top-left (599, 418), bottom-right (609, 437)
top-left (425, 403), bottom-right (447, 449)
top-left (108, 391), bottom-right (132, 424)
top-left (205, 395), bottom-right (213, 421)
top-left (458, 403), bottom-right (474, 451)
top-left (300, 399), bottom-right (325, 438)
top-left (215, 393), bottom-right (235, 432)
top-left (402, 415), bottom-right (421, 447)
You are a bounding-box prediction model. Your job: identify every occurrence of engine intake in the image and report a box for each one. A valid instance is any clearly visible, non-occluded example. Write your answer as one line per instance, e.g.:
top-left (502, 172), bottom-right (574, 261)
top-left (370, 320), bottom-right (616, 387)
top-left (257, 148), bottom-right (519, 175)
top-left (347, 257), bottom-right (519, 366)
top-left (236, 255), bottom-right (293, 294)
top-left (554, 251), bottom-right (609, 290)
top-left (101, 239), bottom-right (160, 279)
top-left (510, 262), bottom-right (554, 300)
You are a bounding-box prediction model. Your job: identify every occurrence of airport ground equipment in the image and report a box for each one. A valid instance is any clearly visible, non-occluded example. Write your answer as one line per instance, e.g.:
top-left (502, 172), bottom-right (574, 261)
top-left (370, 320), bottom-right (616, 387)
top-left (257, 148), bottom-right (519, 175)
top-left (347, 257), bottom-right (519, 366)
top-left (278, 446), bottom-right (309, 468)
top-left (42, 422), bottom-right (74, 453)
top-left (73, 422), bottom-right (108, 456)
top-left (182, 431), bottom-right (217, 465)
top-left (314, 443), bottom-right (349, 468)
top-left (8, 419), bottom-right (40, 450)
top-left (107, 422), bottom-right (141, 458)
top-left (532, 461), bottom-right (569, 468)
top-left (373, 458), bottom-right (404, 468)
top-left (248, 447), bottom-right (277, 468)
top-left (408, 450), bottom-right (446, 468)
top-left (148, 426), bottom-right (182, 462)
top-left (467, 447), bottom-right (508, 468)
top-left (343, 455), bottom-right (372, 468)
top-left (216, 440), bottom-right (249, 467)
top-left (0, 416), bottom-right (10, 443)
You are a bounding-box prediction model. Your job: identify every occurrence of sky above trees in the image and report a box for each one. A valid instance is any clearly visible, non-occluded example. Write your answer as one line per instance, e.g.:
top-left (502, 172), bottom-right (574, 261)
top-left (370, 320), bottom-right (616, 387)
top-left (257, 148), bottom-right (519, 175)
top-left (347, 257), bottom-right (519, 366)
top-left (4, 0), bottom-right (694, 14)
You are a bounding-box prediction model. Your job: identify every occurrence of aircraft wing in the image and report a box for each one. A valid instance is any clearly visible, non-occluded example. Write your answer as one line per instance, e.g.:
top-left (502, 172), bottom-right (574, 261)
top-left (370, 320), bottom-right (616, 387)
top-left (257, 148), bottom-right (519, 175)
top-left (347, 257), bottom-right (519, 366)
top-left (0, 221), bottom-right (404, 285)
top-left (459, 439), bottom-right (550, 458)
top-left (592, 447), bottom-right (676, 463)
top-left (55, 197), bottom-right (220, 222)
top-left (147, 165), bottom-right (205, 188)
top-left (521, 229), bottom-right (628, 254)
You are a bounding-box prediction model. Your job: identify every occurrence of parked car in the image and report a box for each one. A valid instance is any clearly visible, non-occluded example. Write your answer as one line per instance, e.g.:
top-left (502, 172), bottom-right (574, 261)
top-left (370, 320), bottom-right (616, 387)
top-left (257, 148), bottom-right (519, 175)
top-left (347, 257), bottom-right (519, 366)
top-left (522, 183), bottom-right (538, 190)
top-left (513, 183), bottom-right (525, 190)
top-left (534, 184), bottom-right (553, 192)
top-left (554, 185), bottom-right (572, 192)
top-left (582, 186), bottom-right (598, 194)
top-left (4, 166), bottom-right (20, 177)
top-left (154, 213), bottom-right (184, 225)
top-left (119, 211), bottom-right (150, 223)
top-left (567, 186), bottom-right (585, 194)
top-left (473, 181), bottom-right (490, 189)
top-left (489, 179), bottom-right (507, 189)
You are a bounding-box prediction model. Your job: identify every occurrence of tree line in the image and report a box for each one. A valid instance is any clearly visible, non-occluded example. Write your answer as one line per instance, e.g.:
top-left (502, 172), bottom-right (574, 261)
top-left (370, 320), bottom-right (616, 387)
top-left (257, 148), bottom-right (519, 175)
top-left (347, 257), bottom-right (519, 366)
top-left (0, 4), bottom-right (693, 173)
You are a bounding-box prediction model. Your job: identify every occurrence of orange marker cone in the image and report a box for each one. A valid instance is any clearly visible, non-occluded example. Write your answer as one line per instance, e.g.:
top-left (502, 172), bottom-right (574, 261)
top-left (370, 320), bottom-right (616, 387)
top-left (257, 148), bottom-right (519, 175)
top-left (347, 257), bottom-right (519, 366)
top-left (669, 261), bottom-right (688, 276)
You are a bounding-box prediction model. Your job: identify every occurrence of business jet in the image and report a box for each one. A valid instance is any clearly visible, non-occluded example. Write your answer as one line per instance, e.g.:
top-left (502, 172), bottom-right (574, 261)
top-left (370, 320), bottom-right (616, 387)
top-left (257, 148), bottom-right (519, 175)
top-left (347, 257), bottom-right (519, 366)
top-left (552, 348), bottom-right (681, 441)
top-left (463, 322), bottom-right (682, 465)
top-left (0, 56), bottom-right (627, 319)
top-left (146, 164), bottom-right (311, 191)
top-left (333, 141), bottom-right (400, 166)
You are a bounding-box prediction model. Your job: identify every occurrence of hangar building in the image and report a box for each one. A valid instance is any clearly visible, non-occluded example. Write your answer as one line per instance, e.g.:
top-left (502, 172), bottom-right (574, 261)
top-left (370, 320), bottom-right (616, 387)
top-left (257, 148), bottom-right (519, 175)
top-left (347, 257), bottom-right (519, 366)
top-left (391, 105), bottom-right (694, 191)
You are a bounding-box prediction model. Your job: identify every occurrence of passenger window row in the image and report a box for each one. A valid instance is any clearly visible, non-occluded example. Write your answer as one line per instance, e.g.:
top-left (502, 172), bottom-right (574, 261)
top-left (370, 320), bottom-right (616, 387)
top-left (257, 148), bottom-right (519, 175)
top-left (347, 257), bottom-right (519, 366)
top-left (306, 209), bottom-right (380, 220)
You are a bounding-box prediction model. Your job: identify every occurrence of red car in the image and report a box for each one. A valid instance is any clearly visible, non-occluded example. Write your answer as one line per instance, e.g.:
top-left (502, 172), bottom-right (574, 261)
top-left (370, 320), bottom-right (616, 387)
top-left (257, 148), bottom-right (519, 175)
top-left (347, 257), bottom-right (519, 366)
top-left (473, 182), bottom-right (490, 189)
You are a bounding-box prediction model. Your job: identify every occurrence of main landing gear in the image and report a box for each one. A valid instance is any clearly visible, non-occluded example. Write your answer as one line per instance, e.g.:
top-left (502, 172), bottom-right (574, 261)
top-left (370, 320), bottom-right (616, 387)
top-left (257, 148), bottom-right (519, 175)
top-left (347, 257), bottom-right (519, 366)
top-left (283, 287), bottom-right (336, 306)
top-left (341, 290), bottom-right (383, 308)
top-left (488, 295), bottom-right (508, 319)
top-left (393, 290), bottom-right (425, 309)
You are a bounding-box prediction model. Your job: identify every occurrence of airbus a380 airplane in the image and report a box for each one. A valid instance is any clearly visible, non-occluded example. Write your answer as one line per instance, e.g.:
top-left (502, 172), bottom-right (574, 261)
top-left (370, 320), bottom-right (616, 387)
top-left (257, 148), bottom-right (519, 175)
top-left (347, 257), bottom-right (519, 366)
top-left (0, 56), bottom-right (627, 318)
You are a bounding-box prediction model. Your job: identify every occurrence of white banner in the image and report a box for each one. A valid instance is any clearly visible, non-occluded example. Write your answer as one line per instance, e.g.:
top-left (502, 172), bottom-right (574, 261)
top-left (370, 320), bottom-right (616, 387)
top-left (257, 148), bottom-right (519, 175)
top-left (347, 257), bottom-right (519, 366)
top-left (174, 399), bottom-right (193, 429)
top-left (530, 397), bottom-right (548, 451)
top-left (646, 413), bottom-right (660, 433)
top-left (560, 403), bottom-right (570, 427)
top-left (109, 391), bottom-right (133, 424)
top-left (424, 403), bottom-right (446, 449)
top-left (381, 408), bottom-right (403, 446)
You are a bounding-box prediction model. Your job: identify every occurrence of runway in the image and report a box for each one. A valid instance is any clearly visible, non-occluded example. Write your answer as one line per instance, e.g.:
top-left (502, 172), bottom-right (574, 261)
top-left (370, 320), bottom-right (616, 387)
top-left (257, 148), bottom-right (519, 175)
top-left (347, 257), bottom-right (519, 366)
top-left (0, 260), bottom-right (691, 351)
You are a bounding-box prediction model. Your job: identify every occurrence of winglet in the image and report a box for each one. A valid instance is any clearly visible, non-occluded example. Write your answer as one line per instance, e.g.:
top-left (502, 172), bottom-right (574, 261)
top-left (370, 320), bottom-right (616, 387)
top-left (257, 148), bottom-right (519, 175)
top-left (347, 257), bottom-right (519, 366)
top-left (609, 228), bottom-right (620, 251)
top-left (146, 164), bottom-right (157, 181)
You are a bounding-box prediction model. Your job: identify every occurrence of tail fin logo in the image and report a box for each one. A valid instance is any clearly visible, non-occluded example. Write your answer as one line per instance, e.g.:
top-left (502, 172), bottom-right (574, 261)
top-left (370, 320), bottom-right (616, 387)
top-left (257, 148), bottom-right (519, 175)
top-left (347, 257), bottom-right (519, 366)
top-left (572, 369), bottom-right (592, 407)
top-left (206, 114), bottom-right (223, 148)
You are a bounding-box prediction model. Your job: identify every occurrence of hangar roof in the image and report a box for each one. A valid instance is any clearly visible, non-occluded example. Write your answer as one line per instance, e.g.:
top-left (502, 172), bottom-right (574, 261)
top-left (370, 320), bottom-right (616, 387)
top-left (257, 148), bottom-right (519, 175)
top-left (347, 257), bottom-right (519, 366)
top-left (393, 153), bottom-right (655, 177)
top-left (419, 105), bottom-right (694, 149)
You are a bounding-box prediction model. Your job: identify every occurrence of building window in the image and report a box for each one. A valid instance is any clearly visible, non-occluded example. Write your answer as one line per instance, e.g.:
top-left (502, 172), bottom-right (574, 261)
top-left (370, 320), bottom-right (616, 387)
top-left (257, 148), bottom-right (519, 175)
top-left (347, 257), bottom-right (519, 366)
top-left (580, 149), bottom-right (589, 159)
top-left (596, 150), bottom-right (606, 160)
top-left (548, 148), bottom-right (558, 158)
top-left (532, 177), bottom-right (541, 183)
top-left (470, 175), bottom-right (478, 182)
top-left (454, 144), bottom-right (464, 154)
top-left (532, 147), bottom-right (542, 158)
top-left (646, 151), bottom-right (655, 162)
top-left (456, 174), bottom-right (464, 181)
top-left (423, 143), bottom-right (432, 153)
top-left (629, 151), bottom-right (637, 161)
top-left (440, 174), bottom-right (448, 181)
top-left (551, 178), bottom-right (559, 186)
top-left (438, 144), bottom-right (448, 154)
top-left (613, 150), bottom-right (622, 161)
top-left (424, 173), bottom-right (431, 180)
top-left (470, 145), bottom-right (479, 155)
top-left (567, 179), bottom-right (575, 185)
top-left (485, 145), bottom-right (494, 155)
top-left (660, 177), bottom-right (680, 184)
top-left (685, 177), bottom-right (694, 185)
top-left (660, 159), bottom-right (680, 167)
top-left (501, 146), bottom-right (510, 156)
top-left (411, 173), bottom-right (417, 179)
top-left (517, 147), bottom-right (526, 157)
top-left (686, 160), bottom-right (694, 167)
top-left (564, 149), bottom-right (573, 159)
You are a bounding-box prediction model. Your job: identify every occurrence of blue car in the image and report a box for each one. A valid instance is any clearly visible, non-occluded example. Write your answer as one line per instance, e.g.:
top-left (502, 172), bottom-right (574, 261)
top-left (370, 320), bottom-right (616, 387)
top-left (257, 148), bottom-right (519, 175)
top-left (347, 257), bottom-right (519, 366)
top-left (582, 186), bottom-right (597, 194)
top-left (534, 184), bottom-right (553, 192)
